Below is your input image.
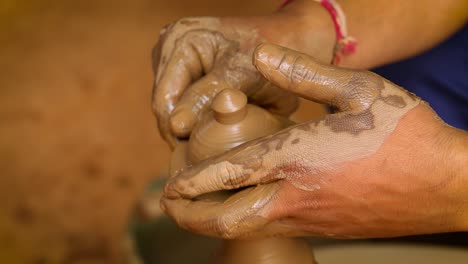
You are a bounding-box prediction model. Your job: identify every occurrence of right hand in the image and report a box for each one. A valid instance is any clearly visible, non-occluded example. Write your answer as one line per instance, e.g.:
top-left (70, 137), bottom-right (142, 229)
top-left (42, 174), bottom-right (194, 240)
top-left (161, 44), bottom-right (468, 240)
top-left (151, 16), bottom-right (332, 148)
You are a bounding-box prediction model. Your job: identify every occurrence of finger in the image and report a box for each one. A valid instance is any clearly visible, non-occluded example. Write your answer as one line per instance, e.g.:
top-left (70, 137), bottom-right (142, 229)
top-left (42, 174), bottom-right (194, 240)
top-left (151, 23), bottom-right (172, 78)
top-left (161, 183), bottom-right (287, 239)
top-left (168, 141), bottom-right (189, 178)
top-left (253, 44), bottom-right (383, 112)
top-left (170, 70), bottom-right (298, 138)
top-left (163, 131), bottom-right (290, 199)
top-left (152, 31), bottom-right (219, 148)
top-left (248, 81), bottom-right (299, 116)
top-left (169, 72), bottom-right (227, 138)
top-left (169, 57), bottom-right (264, 137)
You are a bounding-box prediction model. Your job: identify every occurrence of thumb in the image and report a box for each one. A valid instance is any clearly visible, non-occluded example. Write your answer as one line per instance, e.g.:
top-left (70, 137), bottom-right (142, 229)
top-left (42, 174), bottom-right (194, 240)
top-left (253, 44), bottom-right (383, 112)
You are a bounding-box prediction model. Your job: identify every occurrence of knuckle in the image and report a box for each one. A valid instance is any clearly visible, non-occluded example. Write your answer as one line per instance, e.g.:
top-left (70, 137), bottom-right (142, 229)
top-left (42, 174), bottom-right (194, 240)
top-left (292, 58), bottom-right (317, 84)
top-left (168, 178), bottom-right (187, 193)
top-left (279, 54), bottom-right (315, 86)
top-left (156, 21), bottom-right (194, 52)
top-left (277, 54), bottom-right (290, 76)
top-left (171, 17), bottom-right (197, 31)
top-left (161, 21), bottom-right (176, 34)
top-left (347, 71), bottom-right (379, 89)
top-left (163, 20), bottom-right (184, 35)
top-left (341, 71), bottom-right (383, 110)
top-left (215, 162), bottom-right (250, 189)
top-left (162, 181), bottom-right (179, 199)
top-left (172, 178), bottom-right (195, 196)
top-left (217, 217), bottom-right (239, 239)
top-left (174, 179), bottom-right (187, 191)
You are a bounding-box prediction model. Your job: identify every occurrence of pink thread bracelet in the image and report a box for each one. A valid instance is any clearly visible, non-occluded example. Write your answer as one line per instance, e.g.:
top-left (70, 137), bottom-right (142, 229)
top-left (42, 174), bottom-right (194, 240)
top-left (281, 0), bottom-right (357, 65)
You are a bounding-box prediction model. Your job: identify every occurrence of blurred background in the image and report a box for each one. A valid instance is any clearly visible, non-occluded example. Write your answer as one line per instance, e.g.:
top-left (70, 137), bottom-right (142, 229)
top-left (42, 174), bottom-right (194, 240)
top-left (0, 0), bottom-right (327, 263)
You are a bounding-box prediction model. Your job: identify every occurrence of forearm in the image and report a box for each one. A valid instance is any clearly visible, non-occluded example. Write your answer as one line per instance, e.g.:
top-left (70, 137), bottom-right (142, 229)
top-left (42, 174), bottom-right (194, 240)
top-left (275, 0), bottom-right (468, 69)
top-left (411, 116), bottom-right (468, 233)
top-left (445, 127), bottom-right (468, 232)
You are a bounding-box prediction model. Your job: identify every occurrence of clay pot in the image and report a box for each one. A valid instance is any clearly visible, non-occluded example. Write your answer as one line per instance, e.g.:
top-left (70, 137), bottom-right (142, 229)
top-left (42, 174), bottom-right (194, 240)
top-left (187, 88), bottom-right (289, 163)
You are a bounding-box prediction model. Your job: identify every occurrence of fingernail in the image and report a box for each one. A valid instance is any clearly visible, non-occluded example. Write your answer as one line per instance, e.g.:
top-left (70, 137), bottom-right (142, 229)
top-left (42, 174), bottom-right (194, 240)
top-left (163, 190), bottom-right (180, 200)
top-left (253, 43), bottom-right (269, 65)
top-left (170, 107), bottom-right (196, 137)
top-left (163, 182), bottom-right (180, 199)
top-left (253, 44), bottom-right (282, 74)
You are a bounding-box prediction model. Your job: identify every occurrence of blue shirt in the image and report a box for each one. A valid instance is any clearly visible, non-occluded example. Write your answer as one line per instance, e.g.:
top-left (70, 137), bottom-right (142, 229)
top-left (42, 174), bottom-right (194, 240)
top-left (373, 25), bottom-right (468, 130)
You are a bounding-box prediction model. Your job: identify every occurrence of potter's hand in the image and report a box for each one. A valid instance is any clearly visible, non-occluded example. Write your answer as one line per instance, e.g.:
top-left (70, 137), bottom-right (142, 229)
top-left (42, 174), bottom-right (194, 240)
top-left (152, 17), bottom-right (302, 148)
top-left (161, 44), bottom-right (468, 239)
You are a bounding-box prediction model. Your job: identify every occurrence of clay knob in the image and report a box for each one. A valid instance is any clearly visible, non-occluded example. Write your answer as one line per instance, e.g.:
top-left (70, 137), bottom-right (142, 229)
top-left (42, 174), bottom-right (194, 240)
top-left (187, 104), bottom-right (287, 163)
top-left (211, 88), bottom-right (247, 124)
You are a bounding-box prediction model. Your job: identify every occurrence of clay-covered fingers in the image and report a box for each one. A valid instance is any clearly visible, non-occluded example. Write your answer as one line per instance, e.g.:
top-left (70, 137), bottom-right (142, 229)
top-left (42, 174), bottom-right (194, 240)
top-left (152, 30), bottom-right (224, 147)
top-left (163, 135), bottom-right (284, 200)
top-left (170, 66), bottom-right (300, 139)
top-left (168, 59), bottom-right (262, 138)
top-left (248, 81), bottom-right (299, 116)
top-left (169, 72), bottom-right (226, 138)
top-left (161, 183), bottom-right (285, 239)
top-left (253, 44), bottom-right (384, 112)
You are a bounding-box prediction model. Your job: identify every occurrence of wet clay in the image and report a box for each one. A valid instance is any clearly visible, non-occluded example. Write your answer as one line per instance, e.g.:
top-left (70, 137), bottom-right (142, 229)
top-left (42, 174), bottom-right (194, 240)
top-left (169, 89), bottom-right (315, 264)
top-left (188, 89), bottom-right (291, 163)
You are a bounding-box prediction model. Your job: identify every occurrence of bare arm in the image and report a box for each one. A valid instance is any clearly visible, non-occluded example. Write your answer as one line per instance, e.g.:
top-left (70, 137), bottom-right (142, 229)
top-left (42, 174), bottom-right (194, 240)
top-left (448, 128), bottom-right (468, 230)
top-left (275, 0), bottom-right (468, 68)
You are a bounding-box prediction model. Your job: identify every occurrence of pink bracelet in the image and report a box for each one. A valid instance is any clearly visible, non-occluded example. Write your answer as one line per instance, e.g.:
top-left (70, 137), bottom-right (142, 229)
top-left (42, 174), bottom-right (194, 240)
top-left (281, 0), bottom-right (357, 65)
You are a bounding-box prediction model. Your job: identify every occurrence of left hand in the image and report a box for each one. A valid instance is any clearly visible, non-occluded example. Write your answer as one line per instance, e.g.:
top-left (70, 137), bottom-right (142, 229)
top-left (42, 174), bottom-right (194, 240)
top-left (161, 44), bottom-right (467, 239)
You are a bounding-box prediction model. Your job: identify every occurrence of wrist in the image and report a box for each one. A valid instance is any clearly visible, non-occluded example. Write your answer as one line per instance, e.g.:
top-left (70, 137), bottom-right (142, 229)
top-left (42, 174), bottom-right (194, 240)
top-left (219, 0), bottom-right (336, 64)
top-left (236, 0), bottom-right (336, 63)
top-left (392, 105), bottom-right (468, 234)
top-left (441, 126), bottom-right (468, 231)
top-left (268, 0), bottom-right (336, 63)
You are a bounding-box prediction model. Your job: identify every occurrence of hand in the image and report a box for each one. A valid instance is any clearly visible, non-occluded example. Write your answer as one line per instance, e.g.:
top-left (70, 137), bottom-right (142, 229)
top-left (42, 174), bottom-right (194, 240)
top-left (161, 44), bottom-right (468, 239)
top-left (152, 17), bottom-right (296, 148)
top-left (151, 14), bottom-right (335, 148)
